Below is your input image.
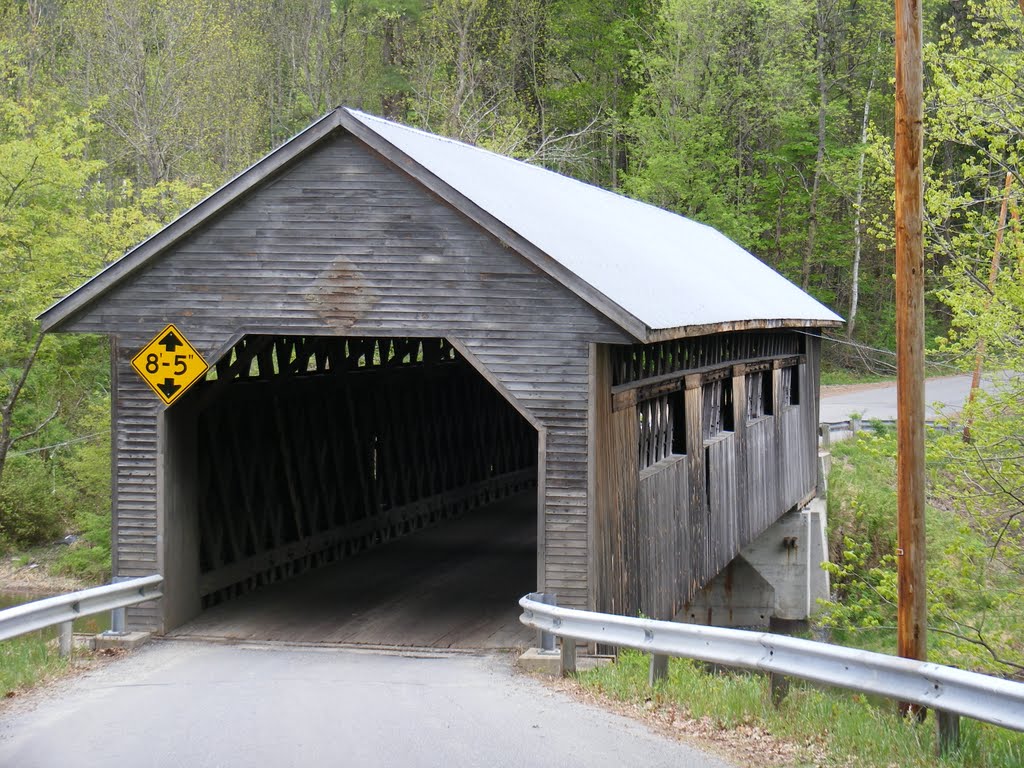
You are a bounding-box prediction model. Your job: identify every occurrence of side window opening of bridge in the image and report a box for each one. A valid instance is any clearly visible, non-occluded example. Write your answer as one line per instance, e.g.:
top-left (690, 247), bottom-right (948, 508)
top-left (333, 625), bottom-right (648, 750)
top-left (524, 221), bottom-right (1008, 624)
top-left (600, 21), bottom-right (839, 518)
top-left (638, 393), bottom-right (686, 470)
top-left (782, 364), bottom-right (800, 408)
top-left (745, 368), bottom-right (773, 422)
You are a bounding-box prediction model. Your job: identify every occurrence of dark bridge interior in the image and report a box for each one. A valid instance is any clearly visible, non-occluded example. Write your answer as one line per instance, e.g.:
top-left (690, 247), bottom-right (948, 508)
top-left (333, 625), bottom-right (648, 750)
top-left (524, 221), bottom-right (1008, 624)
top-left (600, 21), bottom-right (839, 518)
top-left (167, 334), bottom-right (538, 648)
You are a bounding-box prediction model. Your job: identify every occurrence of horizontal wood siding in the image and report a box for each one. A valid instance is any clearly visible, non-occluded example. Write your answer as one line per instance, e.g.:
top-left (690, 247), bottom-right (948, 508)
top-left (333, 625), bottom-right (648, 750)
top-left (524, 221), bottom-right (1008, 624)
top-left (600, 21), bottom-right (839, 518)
top-left (115, 336), bottom-right (163, 630)
top-left (61, 132), bottom-right (630, 628)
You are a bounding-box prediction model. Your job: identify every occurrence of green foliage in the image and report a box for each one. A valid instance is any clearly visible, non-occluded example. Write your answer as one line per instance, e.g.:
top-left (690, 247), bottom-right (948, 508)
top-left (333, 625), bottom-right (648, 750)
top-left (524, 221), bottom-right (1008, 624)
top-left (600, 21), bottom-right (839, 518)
top-left (0, 455), bottom-right (70, 548)
top-left (822, 429), bottom-right (1024, 676)
top-left (0, 46), bottom-right (202, 552)
top-left (54, 397), bottom-right (112, 581)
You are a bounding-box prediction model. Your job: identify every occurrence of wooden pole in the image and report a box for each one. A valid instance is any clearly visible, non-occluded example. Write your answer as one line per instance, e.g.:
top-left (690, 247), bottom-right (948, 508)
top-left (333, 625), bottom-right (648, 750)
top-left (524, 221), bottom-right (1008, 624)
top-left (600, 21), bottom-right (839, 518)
top-left (894, 0), bottom-right (927, 708)
top-left (963, 172), bottom-right (1014, 442)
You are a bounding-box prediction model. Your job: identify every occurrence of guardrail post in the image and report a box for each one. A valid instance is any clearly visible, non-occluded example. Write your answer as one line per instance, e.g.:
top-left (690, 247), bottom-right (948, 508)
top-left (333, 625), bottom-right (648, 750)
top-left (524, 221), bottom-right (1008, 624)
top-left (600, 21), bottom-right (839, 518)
top-left (537, 593), bottom-right (557, 652)
top-left (818, 422), bottom-right (831, 450)
top-left (649, 654), bottom-right (669, 686)
top-left (560, 637), bottom-right (577, 676)
top-left (770, 672), bottom-right (789, 706)
top-left (58, 621), bottom-right (73, 658)
top-left (106, 575), bottom-right (131, 636)
top-left (936, 710), bottom-right (960, 756)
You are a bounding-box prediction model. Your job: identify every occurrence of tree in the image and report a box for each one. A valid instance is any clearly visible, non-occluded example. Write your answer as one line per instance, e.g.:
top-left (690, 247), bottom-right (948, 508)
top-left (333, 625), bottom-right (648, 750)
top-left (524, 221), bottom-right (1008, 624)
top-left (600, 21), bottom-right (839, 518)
top-left (0, 56), bottom-right (206, 545)
top-left (925, 0), bottom-right (1024, 672)
top-left (624, 0), bottom-right (816, 250)
top-left (0, 89), bottom-right (105, 492)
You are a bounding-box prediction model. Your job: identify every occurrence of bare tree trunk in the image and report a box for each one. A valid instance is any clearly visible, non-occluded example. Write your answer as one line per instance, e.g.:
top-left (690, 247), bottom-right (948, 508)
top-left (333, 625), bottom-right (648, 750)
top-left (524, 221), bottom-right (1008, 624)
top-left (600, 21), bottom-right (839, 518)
top-left (0, 332), bottom-right (46, 489)
top-left (963, 171), bottom-right (1014, 442)
top-left (802, 13), bottom-right (828, 292)
top-left (849, 43), bottom-right (879, 339)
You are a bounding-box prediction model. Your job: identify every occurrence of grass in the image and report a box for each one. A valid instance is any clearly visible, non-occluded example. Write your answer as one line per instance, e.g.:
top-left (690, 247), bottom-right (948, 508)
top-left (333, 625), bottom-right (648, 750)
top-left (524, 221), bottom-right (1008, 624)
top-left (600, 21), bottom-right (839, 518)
top-left (825, 425), bottom-right (1024, 672)
top-left (577, 424), bottom-right (1024, 766)
top-left (0, 589), bottom-right (110, 701)
top-left (820, 367), bottom-right (894, 387)
top-left (0, 633), bottom-right (68, 699)
top-left (578, 650), bottom-right (1024, 767)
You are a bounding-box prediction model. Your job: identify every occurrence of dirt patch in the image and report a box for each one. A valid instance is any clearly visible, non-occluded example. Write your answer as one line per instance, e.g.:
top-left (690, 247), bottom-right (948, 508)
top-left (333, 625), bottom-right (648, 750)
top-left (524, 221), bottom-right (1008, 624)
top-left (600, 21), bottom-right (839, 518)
top-left (546, 675), bottom-right (830, 768)
top-left (0, 545), bottom-right (93, 598)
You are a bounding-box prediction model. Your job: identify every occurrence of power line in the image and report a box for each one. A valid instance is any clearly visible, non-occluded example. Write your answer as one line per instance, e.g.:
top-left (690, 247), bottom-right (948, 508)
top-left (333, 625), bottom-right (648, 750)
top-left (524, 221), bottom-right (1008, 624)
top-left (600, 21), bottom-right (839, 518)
top-left (795, 330), bottom-right (965, 372)
top-left (10, 432), bottom-right (105, 457)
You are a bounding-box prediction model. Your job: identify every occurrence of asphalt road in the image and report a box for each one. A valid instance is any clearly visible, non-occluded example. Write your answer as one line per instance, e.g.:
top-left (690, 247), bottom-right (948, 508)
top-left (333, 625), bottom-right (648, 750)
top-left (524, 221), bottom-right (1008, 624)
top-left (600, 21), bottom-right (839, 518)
top-left (0, 641), bottom-right (733, 768)
top-left (818, 372), bottom-right (1009, 423)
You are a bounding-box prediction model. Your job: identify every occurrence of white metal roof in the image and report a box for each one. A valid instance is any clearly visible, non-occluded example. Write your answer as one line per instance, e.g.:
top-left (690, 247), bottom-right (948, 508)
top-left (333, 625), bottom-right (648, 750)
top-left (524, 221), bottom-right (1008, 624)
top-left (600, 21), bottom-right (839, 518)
top-left (348, 109), bottom-right (842, 334)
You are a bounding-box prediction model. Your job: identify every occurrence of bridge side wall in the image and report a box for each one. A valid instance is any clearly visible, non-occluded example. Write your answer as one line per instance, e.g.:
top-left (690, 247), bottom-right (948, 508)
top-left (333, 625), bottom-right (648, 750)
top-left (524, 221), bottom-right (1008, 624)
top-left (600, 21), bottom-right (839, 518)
top-left (60, 132), bottom-right (629, 631)
top-left (590, 332), bottom-right (823, 620)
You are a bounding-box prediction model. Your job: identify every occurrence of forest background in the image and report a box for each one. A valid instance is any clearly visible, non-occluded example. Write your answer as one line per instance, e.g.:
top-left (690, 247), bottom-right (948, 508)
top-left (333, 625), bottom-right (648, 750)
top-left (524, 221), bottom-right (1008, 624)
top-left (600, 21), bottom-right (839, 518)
top-left (0, 0), bottom-right (1022, 671)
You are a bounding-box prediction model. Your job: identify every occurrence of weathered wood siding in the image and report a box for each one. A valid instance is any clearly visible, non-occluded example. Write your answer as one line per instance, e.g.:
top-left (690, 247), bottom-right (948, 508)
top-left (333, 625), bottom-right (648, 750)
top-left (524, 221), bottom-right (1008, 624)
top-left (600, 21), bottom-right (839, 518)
top-left (706, 434), bottom-right (739, 576)
top-left (636, 457), bottom-right (689, 620)
top-left (61, 131), bottom-right (629, 630)
top-left (744, 416), bottom-right (780, 538)
top-left (592, 331), bottom-right (823, 621)
top-left (590, 345), bottom-right (640, 614)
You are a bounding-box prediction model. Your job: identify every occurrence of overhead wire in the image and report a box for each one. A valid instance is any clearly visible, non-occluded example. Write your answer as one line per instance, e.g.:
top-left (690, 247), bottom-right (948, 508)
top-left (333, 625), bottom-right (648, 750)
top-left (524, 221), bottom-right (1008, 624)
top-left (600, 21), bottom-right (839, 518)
top-left (794, 329), bottom-right (966, 373)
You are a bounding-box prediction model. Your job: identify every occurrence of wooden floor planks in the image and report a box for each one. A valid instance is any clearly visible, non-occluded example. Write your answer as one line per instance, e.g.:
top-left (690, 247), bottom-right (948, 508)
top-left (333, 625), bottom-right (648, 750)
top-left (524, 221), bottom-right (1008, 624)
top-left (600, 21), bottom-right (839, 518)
top-left (171, 492), bottom-right (538, 649)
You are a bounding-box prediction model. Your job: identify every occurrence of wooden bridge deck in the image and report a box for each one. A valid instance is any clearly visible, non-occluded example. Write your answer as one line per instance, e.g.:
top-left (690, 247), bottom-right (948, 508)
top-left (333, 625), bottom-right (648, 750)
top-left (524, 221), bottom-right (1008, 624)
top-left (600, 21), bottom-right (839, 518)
top-left (170, 492), bottom-right (537, 649)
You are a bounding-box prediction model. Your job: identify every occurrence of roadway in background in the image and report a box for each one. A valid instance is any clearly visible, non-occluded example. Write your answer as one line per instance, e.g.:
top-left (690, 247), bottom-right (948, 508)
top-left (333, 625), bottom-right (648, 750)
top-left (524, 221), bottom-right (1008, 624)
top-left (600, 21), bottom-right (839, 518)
top-left (819, 372), bottom-right (1010, 424)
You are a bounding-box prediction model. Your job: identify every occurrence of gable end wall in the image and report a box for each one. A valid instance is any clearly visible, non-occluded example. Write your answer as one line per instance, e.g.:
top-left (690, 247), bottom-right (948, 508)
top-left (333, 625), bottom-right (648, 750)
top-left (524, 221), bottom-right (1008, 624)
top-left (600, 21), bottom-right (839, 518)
top-left (62, 132), bottom-right (630, 629)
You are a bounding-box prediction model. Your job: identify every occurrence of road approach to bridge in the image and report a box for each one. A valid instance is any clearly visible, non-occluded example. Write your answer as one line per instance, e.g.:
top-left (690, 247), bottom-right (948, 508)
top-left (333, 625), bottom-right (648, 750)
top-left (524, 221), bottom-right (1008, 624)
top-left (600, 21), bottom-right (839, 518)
top-left (0, 640), bottom-right (733, 768)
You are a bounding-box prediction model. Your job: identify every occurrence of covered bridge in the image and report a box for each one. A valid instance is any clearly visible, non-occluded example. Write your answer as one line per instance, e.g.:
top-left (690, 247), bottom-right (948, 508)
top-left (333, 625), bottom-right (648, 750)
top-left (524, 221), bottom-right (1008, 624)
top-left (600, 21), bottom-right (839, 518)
top-left (40, 108), bottom-right (842, 642)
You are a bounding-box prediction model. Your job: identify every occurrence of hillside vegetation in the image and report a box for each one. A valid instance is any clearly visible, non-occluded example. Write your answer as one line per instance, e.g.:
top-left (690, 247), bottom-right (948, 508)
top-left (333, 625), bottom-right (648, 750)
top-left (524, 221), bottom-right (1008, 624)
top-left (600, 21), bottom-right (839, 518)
top-left (0, 2), bottom-right (1022, 607)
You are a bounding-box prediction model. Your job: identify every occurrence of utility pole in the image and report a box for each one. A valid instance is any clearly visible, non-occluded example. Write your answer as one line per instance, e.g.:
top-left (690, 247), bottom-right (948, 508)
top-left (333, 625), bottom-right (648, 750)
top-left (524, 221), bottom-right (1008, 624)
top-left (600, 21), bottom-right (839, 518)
top-left (894, 0), bottom-right (926, 699)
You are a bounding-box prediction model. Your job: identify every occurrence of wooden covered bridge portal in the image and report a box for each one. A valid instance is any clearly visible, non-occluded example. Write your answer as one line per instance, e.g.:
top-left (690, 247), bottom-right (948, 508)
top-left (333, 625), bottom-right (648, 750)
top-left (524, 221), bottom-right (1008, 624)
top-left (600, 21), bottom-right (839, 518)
top-left (40, 108), bottom-right (842, 647)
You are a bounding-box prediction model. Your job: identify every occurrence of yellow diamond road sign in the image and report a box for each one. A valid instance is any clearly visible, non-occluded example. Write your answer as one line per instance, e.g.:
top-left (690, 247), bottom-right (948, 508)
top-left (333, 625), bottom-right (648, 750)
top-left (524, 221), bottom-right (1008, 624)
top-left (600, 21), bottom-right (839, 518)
top-left (131, 324), bottom-right (209, 406)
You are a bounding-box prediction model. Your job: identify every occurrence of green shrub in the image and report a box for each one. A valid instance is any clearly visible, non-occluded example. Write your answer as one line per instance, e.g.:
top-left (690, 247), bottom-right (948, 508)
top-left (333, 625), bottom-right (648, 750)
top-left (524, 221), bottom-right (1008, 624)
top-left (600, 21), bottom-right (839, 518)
top-left (0, 454), bottom-right (71, 546)
top-left (54, 397), bottom-right (112, 581)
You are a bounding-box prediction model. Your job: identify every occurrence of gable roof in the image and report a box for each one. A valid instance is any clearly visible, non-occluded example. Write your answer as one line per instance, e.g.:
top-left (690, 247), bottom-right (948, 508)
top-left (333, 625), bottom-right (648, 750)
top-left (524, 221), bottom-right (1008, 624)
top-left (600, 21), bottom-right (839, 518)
top-left (39, 108), bottom-right (842, 341)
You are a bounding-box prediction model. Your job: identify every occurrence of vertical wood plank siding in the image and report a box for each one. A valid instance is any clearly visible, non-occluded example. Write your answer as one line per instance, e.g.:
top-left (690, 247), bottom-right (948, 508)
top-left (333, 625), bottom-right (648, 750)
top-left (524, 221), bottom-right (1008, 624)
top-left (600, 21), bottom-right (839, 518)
top-left (598, 331), bottom-right (823, 621)
top-left (61, 132), bottom-right (629, 629)
top-left (637, 457), bottom-right (688, 620)
top-left (591, 345), bottom-right (640, 614)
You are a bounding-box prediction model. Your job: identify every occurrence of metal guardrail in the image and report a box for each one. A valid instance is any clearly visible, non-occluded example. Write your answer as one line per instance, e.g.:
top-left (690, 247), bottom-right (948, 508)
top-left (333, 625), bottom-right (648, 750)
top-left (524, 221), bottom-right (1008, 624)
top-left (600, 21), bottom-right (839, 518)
top-left (519, 593), bottom-right (1024, 734)
top-left (0, 575), bottom-right (163, 655)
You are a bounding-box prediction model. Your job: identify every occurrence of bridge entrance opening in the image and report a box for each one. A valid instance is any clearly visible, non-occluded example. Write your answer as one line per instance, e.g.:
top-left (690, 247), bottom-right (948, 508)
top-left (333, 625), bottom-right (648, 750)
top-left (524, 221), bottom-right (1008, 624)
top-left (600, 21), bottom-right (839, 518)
top-left (161, 334), bottom-right (538, 648)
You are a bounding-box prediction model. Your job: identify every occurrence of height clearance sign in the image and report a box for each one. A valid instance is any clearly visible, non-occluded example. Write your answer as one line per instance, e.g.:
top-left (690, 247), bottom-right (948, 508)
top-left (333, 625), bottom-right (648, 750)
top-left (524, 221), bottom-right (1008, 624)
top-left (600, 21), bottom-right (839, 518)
top-left (131, 324), bottom-right (209, 406)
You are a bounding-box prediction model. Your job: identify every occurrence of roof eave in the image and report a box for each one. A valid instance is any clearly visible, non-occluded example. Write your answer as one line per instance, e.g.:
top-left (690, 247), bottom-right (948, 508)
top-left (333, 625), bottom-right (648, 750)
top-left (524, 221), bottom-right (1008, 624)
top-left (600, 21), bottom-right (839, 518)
top-left (644, 317), bottom-right (844, 344)
top-left (38, 110), bottom-right (346, 333)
